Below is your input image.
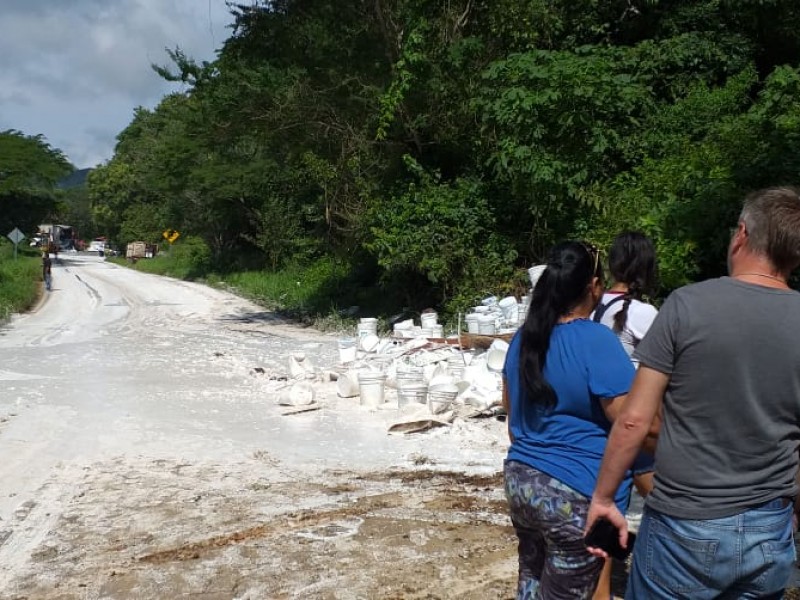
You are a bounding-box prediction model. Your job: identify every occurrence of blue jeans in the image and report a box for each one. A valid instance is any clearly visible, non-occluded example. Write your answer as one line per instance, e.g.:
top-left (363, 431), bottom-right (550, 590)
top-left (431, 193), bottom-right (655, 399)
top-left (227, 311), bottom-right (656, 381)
top-left (626, 499), bottom-right (796, 599)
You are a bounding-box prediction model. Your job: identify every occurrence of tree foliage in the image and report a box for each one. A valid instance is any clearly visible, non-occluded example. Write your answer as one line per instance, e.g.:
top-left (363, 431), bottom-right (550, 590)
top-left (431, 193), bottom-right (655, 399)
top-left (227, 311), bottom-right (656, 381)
top-left (84, 0), bottom-right (800, 314)
top-left (0, 130), bottom-right (73, 236)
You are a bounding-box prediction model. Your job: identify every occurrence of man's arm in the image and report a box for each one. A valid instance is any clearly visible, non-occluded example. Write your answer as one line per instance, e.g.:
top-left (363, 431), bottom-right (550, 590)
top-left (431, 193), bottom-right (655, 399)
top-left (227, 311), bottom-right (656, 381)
top-left (585, 366), bottom-right (669, 557)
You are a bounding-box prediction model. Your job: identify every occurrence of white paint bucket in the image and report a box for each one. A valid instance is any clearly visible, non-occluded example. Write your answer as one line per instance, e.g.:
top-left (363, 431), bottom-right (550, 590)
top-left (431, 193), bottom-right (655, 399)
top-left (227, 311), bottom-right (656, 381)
top-left (279, 381), bottom-right (316, 406)
top-left (289, 352), bottom-right (315, 379)
top-left (337, 338), bottom-right (357, 363)
top-left (428, 384), bottom-right (459, 414)
top-left (337, 371), bottom-right (361, 398)
top-left (431, 324), bottom-right (444, 339)
top-left (357, 317), bottom-right (378, 338)
top-left (396, 367), bottom-right (425, 390)
top-left (446, 354), bottom-right (466, 380)
top-left (465, 314), bottom-right (480, 334)
top-left (358, 371), bottom-right (386, 406)
top-left (486, 339), bottom-right (509, 372)
top-left (359, 334), bottom-right (380, 352)
top-left (420, 312), bottom-right (438, 329)
top-left (498, 296), bottom-right (518, 324)
top-left (528, 265), bottom-right (547, 289)
top-left (398, 382), bottom-right (428, 408)
top-left (477, 315), bottom-right (496, 335)
top-left (481, 296), bottom-right (498, 307)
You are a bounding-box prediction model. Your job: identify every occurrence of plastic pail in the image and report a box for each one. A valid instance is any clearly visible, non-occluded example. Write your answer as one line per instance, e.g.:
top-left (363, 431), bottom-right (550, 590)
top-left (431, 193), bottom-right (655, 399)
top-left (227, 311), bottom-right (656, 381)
top-left (428, 384), bottom-right (458, 414)
top-left (398, 383), bottom-right (428, 408)
top-left (337, 371), bottom-right (360, 398)
top-left (358, 371), bottom-right (386, 407)
top-left (486, 339), bottom-right (509, 372)
top-left (357, 317), bottom-right (378, 338)
top-left (359, 334), bottom-right (380, 352)
top-left (420, 312), bottom-right (438, 329)
top-left (337, 338), bottom-right (357, 363)
top-left (396, 368), bottom-right (425, 389)
top-left (477, 315), bottom-right (496, 335)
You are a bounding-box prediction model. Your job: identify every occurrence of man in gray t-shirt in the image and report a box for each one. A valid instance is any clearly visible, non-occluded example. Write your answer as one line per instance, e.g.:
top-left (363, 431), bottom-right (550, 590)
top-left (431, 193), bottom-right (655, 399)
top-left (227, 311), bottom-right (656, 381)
top-left (586, 187), bottom-right (800, 598)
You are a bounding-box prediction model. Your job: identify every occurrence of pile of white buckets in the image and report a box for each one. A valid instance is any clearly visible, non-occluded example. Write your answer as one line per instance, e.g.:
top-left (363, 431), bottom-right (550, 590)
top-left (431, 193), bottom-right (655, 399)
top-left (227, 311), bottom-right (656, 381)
top-left (333, 337), bottom-right (508, 416)
top-left (323, 263), bottom-right (548, 416)
top-left (464, 264), bottom-right (546, 335)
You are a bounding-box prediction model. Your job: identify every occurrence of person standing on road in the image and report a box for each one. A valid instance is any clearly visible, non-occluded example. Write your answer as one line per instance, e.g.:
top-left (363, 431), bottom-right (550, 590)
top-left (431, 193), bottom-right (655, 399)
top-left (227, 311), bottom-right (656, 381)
top-left (42, 253), bottom-right (52, 291)
top-left (590, 231), bottom-right (659, 600)
top-left (501, 240), bottom-right (642, 599)
top-left (586, 187), bottom-right (800, 598)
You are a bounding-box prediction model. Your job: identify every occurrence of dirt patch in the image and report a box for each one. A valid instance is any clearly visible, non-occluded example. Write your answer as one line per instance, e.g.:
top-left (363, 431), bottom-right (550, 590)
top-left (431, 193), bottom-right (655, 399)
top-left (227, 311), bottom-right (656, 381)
top-left (2, 458), bottom-right (518, 599)
top-left (5, 458), bottom-right (800, 599)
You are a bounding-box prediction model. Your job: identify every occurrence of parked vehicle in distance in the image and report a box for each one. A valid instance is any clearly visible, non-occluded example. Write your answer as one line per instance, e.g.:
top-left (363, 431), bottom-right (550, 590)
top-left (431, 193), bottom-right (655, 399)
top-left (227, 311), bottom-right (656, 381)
top-left (88, 239), bottom-right (106, 256)
top-left (37, 224), bottom-right (75, 251)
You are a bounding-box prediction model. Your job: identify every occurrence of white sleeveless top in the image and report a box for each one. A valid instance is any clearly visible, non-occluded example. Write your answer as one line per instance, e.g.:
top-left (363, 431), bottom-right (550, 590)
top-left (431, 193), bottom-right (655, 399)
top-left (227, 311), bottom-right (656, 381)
top-left (592, 293), bottom-right (658, 365)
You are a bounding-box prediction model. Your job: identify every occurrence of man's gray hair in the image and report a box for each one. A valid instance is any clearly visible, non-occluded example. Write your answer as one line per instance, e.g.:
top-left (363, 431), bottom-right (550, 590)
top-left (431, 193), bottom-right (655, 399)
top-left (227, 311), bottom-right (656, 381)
top-left (740, 187), bottom-right (800, 273)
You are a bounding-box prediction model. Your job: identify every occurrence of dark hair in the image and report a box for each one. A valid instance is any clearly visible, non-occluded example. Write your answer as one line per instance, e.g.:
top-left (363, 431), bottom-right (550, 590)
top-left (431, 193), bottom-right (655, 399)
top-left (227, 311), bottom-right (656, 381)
top-left (519, 241), bottom-right (602, 408)
top-left (740, 187), bottom-right (800, 273)
top-left (608, 231), bottom-right (657, 333)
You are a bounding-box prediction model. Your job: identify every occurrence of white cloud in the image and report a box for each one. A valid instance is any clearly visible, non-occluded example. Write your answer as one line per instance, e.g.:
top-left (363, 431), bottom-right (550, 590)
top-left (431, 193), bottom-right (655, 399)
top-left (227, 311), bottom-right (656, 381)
top-left (0, 0), bottom-right (233, 168)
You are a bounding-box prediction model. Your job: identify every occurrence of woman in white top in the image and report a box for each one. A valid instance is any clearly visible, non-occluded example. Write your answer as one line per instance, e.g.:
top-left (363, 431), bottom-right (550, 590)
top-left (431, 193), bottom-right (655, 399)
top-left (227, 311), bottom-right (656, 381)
top-left (593, 231), bottom-right (658, 364)
top-left (591, 231), bottom-right (659, 600)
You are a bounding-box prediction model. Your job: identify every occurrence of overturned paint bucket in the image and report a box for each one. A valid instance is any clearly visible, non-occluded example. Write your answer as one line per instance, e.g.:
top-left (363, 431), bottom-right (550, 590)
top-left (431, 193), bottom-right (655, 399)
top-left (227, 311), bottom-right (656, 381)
top-left (358, 371), bottom-right (387, 407)
top-left (337, 371), bottom-right (361, 398)
top-left (278, 381), bottom-right (316, 406)
top-left (486, 339), bottom-right (509, 372)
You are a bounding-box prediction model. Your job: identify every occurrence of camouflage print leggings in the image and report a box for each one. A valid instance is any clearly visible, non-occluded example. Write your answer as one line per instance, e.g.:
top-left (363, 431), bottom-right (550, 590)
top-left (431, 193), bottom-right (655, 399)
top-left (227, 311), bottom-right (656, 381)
top-left (504, 460), bottom-right (604, 600)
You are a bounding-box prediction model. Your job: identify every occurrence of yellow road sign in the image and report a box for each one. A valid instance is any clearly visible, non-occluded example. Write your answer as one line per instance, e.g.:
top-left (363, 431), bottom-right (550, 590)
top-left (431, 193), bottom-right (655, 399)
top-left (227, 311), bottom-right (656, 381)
top-left (162, 229), bottom-right (180, 243)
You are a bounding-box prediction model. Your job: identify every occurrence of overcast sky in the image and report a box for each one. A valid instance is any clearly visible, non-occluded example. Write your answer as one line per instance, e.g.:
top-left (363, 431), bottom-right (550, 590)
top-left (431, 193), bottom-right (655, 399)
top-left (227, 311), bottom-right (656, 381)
top-left (0, 0), bottom-right (234, 169)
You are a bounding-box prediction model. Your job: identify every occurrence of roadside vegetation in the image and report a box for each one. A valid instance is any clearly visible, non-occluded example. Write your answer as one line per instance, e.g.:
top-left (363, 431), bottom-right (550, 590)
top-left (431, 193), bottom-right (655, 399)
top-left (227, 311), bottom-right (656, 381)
top-left (0, 242), bottom-right (41, 323)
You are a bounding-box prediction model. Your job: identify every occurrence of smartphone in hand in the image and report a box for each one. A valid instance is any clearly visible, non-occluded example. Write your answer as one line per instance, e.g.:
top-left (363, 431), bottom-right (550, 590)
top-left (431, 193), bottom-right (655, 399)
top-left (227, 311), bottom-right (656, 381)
top-left (584, 518), bottom-right (635, 561)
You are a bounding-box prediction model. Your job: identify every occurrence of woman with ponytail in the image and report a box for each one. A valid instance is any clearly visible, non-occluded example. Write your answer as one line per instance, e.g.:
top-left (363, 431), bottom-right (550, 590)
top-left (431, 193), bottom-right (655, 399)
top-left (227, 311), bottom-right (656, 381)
top-left (502, 241), bottom-right (637, 600)
top-left (593, 231), bottom-right (658, 365)
top-left (590, 231), bottom-right (659, 600)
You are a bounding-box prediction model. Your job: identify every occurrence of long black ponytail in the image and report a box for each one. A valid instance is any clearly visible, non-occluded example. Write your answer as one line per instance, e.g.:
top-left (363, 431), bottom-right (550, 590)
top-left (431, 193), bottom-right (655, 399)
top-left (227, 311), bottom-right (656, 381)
top-left (608, 232), bottom-right (657, 334)
top-left (519, 241), bottom-right (602, 408)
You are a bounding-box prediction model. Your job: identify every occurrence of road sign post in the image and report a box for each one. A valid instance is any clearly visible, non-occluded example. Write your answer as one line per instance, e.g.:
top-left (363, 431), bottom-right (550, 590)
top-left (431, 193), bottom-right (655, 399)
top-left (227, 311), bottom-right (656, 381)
top-left (6, 227), bottom-right (25, 260)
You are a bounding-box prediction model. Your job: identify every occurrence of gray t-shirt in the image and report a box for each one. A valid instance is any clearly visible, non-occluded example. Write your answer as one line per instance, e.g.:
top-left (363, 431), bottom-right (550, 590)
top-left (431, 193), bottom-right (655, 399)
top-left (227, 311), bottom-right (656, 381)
top-left (635, 277), bottom-right (800, 519)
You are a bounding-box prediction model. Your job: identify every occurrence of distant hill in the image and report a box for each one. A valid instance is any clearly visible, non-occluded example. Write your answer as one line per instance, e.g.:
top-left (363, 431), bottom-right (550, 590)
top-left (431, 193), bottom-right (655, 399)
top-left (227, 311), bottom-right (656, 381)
top-left (58, 168), bottom-right (92, 189)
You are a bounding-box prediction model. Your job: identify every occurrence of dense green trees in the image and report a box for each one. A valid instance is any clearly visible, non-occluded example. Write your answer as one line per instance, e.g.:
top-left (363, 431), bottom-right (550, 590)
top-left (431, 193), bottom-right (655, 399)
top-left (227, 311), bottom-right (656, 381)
top-left (0, 130), bottom-right (73, 236)
top-left (88, 0), bottom-right (800, 314)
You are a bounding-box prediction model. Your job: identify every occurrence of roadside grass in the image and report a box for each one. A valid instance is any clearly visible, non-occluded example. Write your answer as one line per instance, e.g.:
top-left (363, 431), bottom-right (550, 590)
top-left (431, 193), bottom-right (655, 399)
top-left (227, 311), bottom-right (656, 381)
top-left (115, 252), bottom-right (473, 333)
top-left (0, 242), bottom-right (41, 323)
top-left (114, 254), bottom-right (383, 332)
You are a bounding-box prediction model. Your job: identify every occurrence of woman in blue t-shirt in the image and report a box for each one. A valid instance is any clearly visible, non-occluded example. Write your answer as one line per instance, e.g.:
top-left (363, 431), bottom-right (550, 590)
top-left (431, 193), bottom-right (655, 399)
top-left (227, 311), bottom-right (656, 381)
top-left (502, 241), bottom-right (635, 600)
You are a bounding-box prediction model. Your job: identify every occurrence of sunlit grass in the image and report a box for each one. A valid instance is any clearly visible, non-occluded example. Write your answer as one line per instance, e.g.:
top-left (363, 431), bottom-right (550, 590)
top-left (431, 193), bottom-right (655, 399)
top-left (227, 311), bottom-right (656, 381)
top-left (0, 242), bottom-right (41, 322)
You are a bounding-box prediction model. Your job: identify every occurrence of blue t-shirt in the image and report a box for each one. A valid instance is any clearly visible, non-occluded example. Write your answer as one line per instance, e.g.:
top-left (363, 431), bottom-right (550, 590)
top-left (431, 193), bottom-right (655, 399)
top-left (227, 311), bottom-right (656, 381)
top-left (503, 319), bottom-right (635, 512)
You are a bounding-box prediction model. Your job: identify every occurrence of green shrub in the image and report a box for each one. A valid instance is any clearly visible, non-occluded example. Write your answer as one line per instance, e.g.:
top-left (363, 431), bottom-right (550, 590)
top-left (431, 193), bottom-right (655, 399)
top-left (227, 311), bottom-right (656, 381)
top-left (0, 243), bottom-right (41, 322)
